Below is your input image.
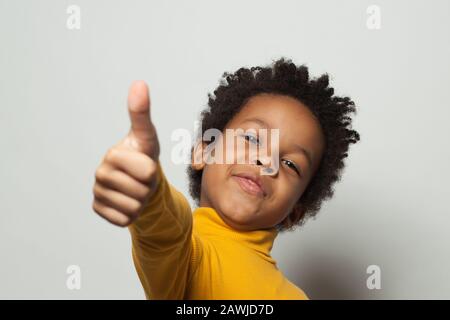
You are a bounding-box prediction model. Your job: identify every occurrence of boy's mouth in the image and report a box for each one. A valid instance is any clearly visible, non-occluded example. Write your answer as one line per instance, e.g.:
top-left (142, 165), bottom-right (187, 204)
top-left (231, 173), bottom-right (267, 197)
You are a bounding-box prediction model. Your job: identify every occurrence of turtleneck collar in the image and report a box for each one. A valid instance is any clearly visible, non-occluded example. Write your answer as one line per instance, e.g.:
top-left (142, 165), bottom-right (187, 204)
top-left (192, 207), bottom-right (279, 264)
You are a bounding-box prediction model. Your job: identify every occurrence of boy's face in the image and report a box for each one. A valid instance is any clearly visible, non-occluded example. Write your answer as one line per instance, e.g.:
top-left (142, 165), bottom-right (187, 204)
top-left (194, 93), bottom-right (325, 231)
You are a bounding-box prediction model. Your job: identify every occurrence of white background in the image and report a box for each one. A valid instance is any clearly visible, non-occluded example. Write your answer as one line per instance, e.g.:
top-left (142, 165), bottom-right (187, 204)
top-left (1, 0), bottom-right (449, 299)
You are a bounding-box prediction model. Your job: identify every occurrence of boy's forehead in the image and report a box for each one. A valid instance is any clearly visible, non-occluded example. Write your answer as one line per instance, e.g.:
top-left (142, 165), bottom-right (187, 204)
top-left (229, 93), bottom-right (315, 127)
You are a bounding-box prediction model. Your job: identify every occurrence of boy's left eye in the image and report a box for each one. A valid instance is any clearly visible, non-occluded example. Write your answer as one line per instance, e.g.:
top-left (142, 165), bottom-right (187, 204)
top-left (241, 134), bottom-right (301, 177)
top-left (282, 159), bottom-right (301, 176)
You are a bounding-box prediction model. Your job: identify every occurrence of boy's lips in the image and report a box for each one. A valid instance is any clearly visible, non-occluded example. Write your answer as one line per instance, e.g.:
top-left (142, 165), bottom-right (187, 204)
top-left (231, 172), bottom-right (267, 197)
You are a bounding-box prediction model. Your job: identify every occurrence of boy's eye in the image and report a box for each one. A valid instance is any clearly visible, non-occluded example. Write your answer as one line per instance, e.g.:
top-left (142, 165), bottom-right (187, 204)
top-left (243, 134), bottom-right (261, 146)
top-left (282, 159), bottom-right (301, 176)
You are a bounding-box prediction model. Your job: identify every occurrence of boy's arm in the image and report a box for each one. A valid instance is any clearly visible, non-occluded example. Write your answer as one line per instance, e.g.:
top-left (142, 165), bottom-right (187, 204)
top-left (128, 161), bottom-right (194, 299)
top-left (92, 81), bottom-right (199, 298)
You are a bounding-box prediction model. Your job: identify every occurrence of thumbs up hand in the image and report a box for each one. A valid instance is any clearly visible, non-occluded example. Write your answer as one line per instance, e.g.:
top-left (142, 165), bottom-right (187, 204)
top-left (93, 81), bottom-right (161, 227)
top-left (122, 81), bottom-right (160, 160)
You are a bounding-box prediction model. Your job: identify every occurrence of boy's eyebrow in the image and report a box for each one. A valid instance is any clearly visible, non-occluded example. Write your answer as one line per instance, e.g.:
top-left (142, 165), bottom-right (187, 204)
top-left (242, 118), bottom-right (313, 168)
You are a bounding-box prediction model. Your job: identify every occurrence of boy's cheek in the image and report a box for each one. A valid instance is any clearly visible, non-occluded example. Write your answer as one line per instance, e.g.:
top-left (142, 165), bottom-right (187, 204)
top-left (202, 164), bottom-right (234, 201)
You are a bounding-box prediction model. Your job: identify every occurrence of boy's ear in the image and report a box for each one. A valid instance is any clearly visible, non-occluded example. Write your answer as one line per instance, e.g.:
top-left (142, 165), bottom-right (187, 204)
top-left (191, 140), bottom-right (207, 171)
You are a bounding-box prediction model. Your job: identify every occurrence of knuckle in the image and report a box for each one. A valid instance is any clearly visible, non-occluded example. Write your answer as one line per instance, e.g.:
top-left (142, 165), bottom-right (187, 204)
top-left (142, 165), bottom-right (156, 182)
top-left (92, 200), bottom-right (103, 215)
top-left (105, 147), bottom-right (119, 163)
top-left (116, 220), bottom-right (127, 227)
top-left (92, 183), bottom-right (102, 199)
top-left (139, 185), bottom-right (151, 201)
top-left (92, 201), bottom-right (98, 213)
top-left (117, 216), bottom-right (133, 227)
top-left (95, 166), bottom-right (108, 182)
top-left (128, 199), bottom-right (142, 215)
top-left (92, 184), bottom-right (98, 197)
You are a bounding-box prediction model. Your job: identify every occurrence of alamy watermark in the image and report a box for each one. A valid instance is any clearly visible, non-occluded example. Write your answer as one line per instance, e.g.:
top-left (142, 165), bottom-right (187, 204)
top-left (66, 5), bottom-right (81, 30)
top-left (366, 264), bottom-right (381, 290)
top-left (171, 125), bottom-right (281, 176)
top-left (66, 264), bottom-right (81, 290)
top-left (366, 5), bottom-right (381, 30)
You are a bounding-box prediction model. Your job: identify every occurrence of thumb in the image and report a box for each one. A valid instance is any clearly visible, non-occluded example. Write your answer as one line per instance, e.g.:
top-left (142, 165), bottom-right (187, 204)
top-left (128, 80), bottom-right (153, 139)
top-left (126, 80), bottom-right (160, 159)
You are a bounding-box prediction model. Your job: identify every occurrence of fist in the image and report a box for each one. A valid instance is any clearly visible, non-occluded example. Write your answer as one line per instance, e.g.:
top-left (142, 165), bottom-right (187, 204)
top-left (92, 81), bottom-right (161, 227)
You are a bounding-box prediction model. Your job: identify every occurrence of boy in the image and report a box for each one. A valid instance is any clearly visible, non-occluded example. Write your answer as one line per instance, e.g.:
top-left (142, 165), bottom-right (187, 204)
top-left (92, 58), bottom-right (360, 299)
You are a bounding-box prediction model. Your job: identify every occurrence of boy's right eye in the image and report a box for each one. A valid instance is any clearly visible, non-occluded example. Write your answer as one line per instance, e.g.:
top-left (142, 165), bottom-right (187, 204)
top-left (243, 134), bottom-right (261, 146)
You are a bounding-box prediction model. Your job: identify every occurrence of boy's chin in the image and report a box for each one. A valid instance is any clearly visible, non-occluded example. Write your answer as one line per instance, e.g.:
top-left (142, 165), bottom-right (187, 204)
top-left (221, 215), bottom-right (259, 231)
top-left (216, 202), bottom-right (263, 231)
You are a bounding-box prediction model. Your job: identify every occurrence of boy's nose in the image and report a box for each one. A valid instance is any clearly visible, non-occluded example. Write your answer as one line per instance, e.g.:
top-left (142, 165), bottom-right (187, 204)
top-left (255, 159), bottom-right (277, 176)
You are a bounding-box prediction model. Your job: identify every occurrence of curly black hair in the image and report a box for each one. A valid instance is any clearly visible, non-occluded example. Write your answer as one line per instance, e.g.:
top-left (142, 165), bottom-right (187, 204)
top-left (187, 57), bottom-right (360, 232)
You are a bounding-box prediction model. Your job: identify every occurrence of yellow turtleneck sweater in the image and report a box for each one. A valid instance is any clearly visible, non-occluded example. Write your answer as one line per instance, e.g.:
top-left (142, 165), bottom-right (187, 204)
top-left (128, 161), bottom-right (309, 300)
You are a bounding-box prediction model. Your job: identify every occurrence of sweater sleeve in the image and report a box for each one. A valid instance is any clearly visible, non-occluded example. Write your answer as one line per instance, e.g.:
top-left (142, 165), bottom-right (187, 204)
top-left (127, 161), bottom-right (199, 299)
